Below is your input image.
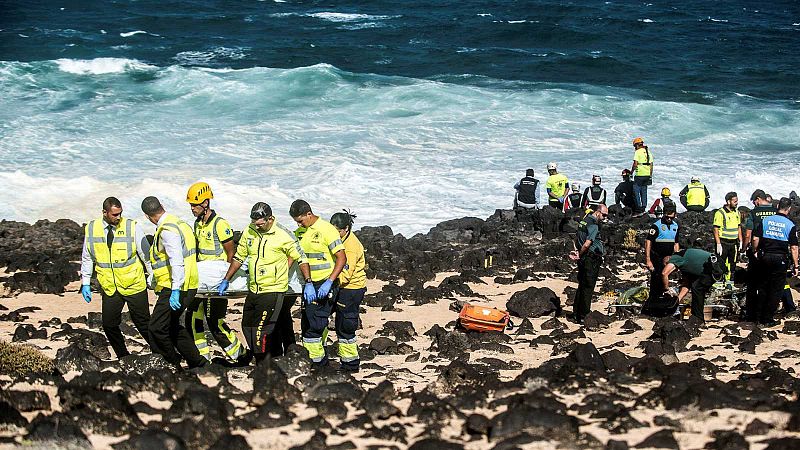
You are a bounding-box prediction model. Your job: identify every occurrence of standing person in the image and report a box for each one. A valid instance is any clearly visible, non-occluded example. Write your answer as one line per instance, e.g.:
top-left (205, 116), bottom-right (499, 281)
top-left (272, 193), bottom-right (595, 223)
top-left (631, 137), bottom-right (653, 216)
top-left (751, 197), bottom-right (799, 326)
top-left (713, 192), bottom-right (742, 285)
top-left (80, 197), bottom-right (152, 359)
top-left (662, 248), bottom-right (721, 322)
top-left (581, 175), bottom-right (607, 209)
top-left (563, 183), bottom-right (584, 212)
top-left (742, 189), bottom-right (777, 321)
top-left (614, 169), bottom-right (636, 211)
top-left (679, 176), bottom-right (710, 212)
top-left (185, 182), bottom-right (243, 363)
top-left (569, 204), bottom-right (608, 324)
top-left (545, 162), bottom-right (569, 210)
top-left (330, 210), bottom-right (367, 372)
top-left (513, 169), bottom-right (540, 209)
top-left (218, 202), bottom-right (311, 364)
top-left (642, 204), bottom-right (680, 313)
top-left (648, 187), bottom-right (675, 219)
top-left (141, 196), bottom-right (206, 368)
top-left (290, 200), bottom-right (347, 366)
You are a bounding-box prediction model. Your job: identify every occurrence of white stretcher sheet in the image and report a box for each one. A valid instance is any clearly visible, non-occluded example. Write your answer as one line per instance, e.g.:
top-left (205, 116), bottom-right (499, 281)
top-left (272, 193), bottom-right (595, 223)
top-left (196, 260), bottom-right (304, 294)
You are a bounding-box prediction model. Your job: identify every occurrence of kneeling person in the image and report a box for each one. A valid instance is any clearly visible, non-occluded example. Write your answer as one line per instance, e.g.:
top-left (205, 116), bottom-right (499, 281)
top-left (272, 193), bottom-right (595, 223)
top-left (330, 210), bottom-right (367, 371)
top-left (219, 202), bottom-right (310, 364)
top-left (662, 248), bottom-right (720, 322)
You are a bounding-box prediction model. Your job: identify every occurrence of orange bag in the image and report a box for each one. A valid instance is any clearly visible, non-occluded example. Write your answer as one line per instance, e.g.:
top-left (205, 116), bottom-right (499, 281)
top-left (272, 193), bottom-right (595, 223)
top-left (457, 303), bottom-right (511, 332)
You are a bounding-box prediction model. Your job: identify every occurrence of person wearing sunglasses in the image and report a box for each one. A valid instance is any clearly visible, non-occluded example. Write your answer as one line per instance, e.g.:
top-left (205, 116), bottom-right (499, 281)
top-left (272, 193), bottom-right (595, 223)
top-left (218, 202), bottom-right (311, 364)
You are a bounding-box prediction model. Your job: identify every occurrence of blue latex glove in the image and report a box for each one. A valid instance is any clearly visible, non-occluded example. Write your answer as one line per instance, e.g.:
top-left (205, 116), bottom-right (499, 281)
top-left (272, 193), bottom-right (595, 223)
top-left (169, 290), bottom-right (182, 310)
top-left (80, 285), bottom-right (92, 303)
top-left (218, 279), bottom-right (229, 296)
top-left (303, 282), bottom-right (317, 304)
top-left (317, 279), bottom-right (334, 299)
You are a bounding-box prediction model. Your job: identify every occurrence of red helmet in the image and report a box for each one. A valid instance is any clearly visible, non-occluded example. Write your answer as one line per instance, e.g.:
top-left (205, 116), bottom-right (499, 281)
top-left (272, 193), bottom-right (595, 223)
top-left (621, 169), bottom-right (631, 176)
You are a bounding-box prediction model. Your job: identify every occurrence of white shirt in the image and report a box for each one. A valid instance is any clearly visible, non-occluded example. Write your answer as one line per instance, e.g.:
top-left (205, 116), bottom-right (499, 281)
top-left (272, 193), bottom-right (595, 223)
top-left (80, 218), bottom-right (152, 286)
top-left (155, 214), bottom-right (186, 291)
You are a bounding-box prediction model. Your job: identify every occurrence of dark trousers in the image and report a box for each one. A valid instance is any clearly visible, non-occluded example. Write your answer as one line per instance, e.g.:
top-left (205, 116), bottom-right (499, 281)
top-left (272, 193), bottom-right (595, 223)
top-left (686, 205), bottom-right (707, 212)
top-left (720, 240), bottom-right (738, 281)
top-left (647, 254), bottom-right (669, 302)
top-left (782, 283), bottom-right (797, 313)
top-left (185, 296), bottom-right (243, 361)
top-left (149, 289), bottom-right (206, 368)
top-left (574, 253), bottom-right (602, 322)
top-left (685, 270), bottom-right (715, 321)
top-left (745, 254), bottom-right (762, 321)
top-left (335, 287), bottom-right (365, 370)
top-left (276, 294), bottom-right (299, 353)
top-left (241, 292), bottom-right (288, 362)
top-left (549, 199), bottom-right (564, 210)
top-left (757, 254), bottom-right (789, 323)
top-left (300, 280), bottom-right (340, 365)
top-left (101, 289), bottom-right (151, 358)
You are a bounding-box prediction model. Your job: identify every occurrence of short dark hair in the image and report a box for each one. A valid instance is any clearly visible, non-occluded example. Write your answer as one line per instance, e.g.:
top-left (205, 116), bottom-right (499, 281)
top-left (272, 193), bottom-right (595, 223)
top-left (289, 199), bottom-right (312, 218)
top-left (330, 210), bottom-right (356, 230)
top-left (663, 203), bottom-right (677, 215)
top-left (141, 196), bottom-right (164, 216)
top-left (250, 202), bottom-right (272, 220)
top-left (102, 197), bottom-right (122, 212)
top-left (778, 197), bottom-right (792, 211)
top-left (750, 189), bottom-right (767, 201)
top-left (525, 169), bottom-right (534, 177)
top-left (725, 192), bottom-right (737, 202)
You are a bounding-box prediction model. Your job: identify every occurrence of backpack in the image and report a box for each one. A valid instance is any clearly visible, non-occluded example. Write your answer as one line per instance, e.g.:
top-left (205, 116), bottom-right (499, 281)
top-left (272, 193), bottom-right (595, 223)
top-left (457, 304), bottom-right (512, 332)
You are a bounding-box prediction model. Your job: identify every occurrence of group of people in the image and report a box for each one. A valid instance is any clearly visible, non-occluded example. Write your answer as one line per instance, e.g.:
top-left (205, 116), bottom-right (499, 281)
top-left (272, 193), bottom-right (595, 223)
top-left (80, 183), bottom-right (366, 370)
top-left (523, 137), bottom-right (799, 326)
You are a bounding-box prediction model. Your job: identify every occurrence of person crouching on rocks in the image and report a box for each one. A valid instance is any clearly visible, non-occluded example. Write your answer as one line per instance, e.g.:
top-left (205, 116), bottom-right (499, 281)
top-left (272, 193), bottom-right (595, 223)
top-left (661, 248), bottom-right (722, 323)
top-left (290, 199), bottom-right (347, 367)
top-left (218, 202), bottom-right (311, 365)
top-left (330, 210), bottom-right (367, 372)
top-left (569, 204), bottom-right (608, 324)
top-left (81, 196), bottom-right (152, 359)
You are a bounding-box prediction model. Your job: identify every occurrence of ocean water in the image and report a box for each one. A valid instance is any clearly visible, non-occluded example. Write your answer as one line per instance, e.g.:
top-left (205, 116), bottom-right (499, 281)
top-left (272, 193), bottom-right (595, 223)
top-left (1, 0), bottom-right (799, 235)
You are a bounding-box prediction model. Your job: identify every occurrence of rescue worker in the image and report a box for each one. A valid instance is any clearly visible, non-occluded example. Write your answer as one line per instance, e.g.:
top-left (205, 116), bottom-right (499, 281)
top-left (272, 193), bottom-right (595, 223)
top-left (631, 137), bottom-right (654, 215)
top-left (218, 202), bottom-right (311, 363)
top-left (614, 169), bottom-right (636, 210)
top-left (330, 210), bottom-right (367, 372)
top-left (80, 197), bottom-right (152, 359)
top-left (185, 182), bottom-right (243, 363)
top-left (751, 197), bottom-right (799, 326)
top-left (513, 169), bottom-right (539, 209)
top-left (742, 189), bottom-right (777, 321)
top-left (642, 203), bottom-right (680, 311)
top-left (712, 192), bottom-right (742, 285)
top-left (679, 176), bottom-right (710, 212)
top-left (141, 196), bottom-right (206, 368)
top-left (662, 248), bottom-right (720, 322)
top-left (569, 204), bottom-right (608, 324)
top-left (648, 187), bottom-right (675, 219)
top-left (545, 162), bottom-right (569, 210)
top-left (289, 199), bottom-right (347, 366)
top-left (581, 175), bottom-right (607, 209)
top-left (563, 183), bottom-right (584, 212)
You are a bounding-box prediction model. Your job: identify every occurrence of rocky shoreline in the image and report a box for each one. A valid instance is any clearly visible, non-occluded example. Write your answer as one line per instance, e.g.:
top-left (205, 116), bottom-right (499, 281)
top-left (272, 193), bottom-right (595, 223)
top-left (1, 205), bottom-right (800, 449)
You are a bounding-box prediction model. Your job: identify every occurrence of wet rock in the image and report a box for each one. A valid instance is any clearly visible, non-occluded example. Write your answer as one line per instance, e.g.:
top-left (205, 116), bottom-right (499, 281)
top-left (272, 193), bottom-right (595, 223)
top-left (704, 430), bottom-right (748, 450)
top-left (27, 412), bottom-right (90, 447)
top-left (633, 429), bottom-right (679, 449)
top-left (1, 389), bottom-right (50, 412)
top-left (54, 344), bottom-right (102, 373)
top-left (360, 380), bottom-right (401, 420)
top-left (506, 286), bottom-right (560, 318)
top-left (114, 429), bottom-right (187, 450)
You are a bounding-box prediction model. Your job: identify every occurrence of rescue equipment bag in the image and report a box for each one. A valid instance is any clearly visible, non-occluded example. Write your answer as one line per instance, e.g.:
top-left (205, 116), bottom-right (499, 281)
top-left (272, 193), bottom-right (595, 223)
top-left (457, 303), bottom-right (512, 332)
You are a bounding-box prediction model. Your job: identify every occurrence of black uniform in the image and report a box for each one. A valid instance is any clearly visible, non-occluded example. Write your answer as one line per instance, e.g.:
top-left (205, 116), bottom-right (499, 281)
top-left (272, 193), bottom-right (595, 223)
top-left (514, 176), bottom-right (539, 207)
top-left (753, 213), bottom-right (798, 324)
top-left (643, 218), bottom-right (680, 312)
top-left (574, 213), bottom-right (605, 323)
top-left (744, 204), bottom-right (777, 321)
top-left (614, 179), bottom-right (636, 209)
top-left (582, 186), bottom-right (607, 208)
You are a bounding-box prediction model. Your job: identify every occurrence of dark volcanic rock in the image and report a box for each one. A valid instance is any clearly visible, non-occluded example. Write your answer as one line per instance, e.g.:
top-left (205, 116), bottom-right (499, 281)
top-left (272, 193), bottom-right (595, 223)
top-left (114, 429), bottom-right (187, 450)
top-left (583, 311), bottom-right (613, 330)
top-left (209, 433), bottom-right (252, 450)
top-left (506, 286), bottom-right (560, 318)
top-left (1, 389), bottom-right (51, 412)
top-left (58, 384), bottom-right (143, 436)
top-left (360, 380), bottom-right (401, 420)
top-left (27, 412), bottom-right (90, 447)
top-left (704, 430), bottom-right (748, 450)
top-left (409, 438), bottom-right (464, 449)
top-left (0, 400), bottom-right (27, 427)
top-left (744, 418), bottom-right (773, 435)
top-left (633, 429), bottom-right (679, 449)
top-left (369, 337), bottom-right (398, 354)
top-left (488, 405), bottom-right (579, 442)
top-left (163, 386), bottom-right (231, 448)
top-left (250, 359), bottom-right (303, 407)
top-left (378, 320), bottom-right (417, 341)
top-left (54, 344), bottom-right (102, 373)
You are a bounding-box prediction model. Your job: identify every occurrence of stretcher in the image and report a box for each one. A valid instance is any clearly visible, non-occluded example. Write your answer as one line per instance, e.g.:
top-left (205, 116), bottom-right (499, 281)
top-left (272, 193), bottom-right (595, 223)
top-left (196, 260), bottom-right (248, 298)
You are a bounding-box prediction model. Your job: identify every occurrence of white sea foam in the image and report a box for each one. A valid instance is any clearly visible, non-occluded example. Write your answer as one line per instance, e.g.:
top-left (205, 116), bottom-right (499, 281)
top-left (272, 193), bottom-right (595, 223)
top-left (54, 57), bottom-right (155, 74)
top-left (308, 12), bottom-right (399, 22)
top-left (639, 19), bottom-right (654, 23)
top-left (174, 47), bottom-right (250, 65)
top-left (119, 30), bottom-right (147, 37)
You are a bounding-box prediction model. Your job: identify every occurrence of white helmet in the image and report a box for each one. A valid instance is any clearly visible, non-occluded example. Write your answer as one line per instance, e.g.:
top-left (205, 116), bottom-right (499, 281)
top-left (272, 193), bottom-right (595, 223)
top-left (571, 183), bottom-right (581, 192)
top-left (547, 162), bottom-right (557, 171)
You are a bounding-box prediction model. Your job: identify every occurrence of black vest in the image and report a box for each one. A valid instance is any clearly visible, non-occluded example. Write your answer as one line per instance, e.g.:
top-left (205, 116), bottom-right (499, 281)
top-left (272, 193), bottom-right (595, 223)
top-left (567, 193), bottom-right (583, 209)
top-left (586, 186), bottom-right (607, 206)
top-left (517, 176), bottom-right (539, 204)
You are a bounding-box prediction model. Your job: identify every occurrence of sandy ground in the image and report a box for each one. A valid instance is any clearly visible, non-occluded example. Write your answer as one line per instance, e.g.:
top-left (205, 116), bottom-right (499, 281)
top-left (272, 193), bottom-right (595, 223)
top-left (1, 268), bottom-right (799, 449)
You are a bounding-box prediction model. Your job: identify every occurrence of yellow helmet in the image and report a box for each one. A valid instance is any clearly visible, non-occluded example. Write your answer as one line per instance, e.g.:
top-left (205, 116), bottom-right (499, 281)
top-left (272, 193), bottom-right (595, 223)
top-left (661, 187), bottom-right (671, 197)
top-left (186, 182), bottom-right (213, 204)
top-left (632, 137), bottom-right (644, 145)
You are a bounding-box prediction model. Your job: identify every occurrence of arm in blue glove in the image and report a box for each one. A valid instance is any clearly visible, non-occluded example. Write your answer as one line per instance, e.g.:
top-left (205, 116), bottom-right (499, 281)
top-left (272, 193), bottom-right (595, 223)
top-left (218, 279), bottom-right (230, 296)
top-left (317, 279), bottom-right (334, 299)
top-left (80, 285), bottom-right (92, 303)
top-left (169, 290), bottom-right (182, 310)
top-left (303, 282), bottom-right (317, 305)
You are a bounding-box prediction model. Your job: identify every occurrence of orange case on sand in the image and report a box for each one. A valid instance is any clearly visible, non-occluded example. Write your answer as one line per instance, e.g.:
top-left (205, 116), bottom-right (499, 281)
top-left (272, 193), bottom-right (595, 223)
top-left (458, 304), bottom-right (511, 332)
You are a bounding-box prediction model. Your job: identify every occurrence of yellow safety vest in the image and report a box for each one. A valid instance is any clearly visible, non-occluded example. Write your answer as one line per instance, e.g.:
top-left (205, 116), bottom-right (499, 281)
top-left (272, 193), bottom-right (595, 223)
top-left (233, 221), bottom-right (305, 294)
top-left (194, 212), bottom-right (233, 262)
top-left (634, 147), bottom-right (653, 177)
top-left (150, 214), bottom-right (199, 293)
top-left (714, 207), bottom-right (741, 241)
top-left (685, 182), bottom-right (706, 207)
top-left (85, 218), bottom-right (146, 296)
top-left (340, 232), bottom-right (367, 289)
top-left (299, 218), bottom-right (345, 282)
